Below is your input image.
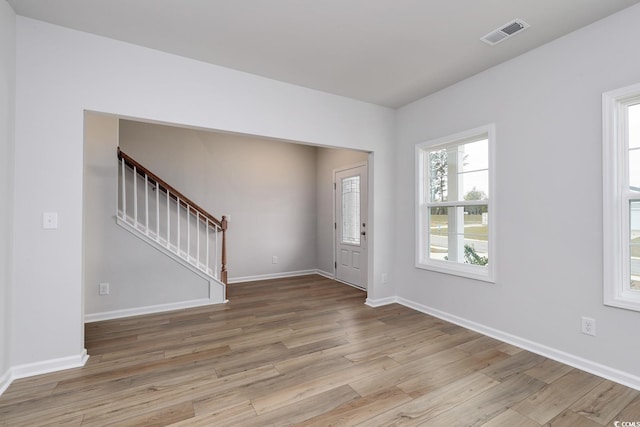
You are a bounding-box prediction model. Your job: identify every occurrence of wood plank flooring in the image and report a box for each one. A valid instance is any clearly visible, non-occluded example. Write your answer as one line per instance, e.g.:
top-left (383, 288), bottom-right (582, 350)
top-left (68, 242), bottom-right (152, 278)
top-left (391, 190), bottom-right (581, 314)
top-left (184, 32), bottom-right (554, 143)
top-left (1, 275), bottom-right (639, 426)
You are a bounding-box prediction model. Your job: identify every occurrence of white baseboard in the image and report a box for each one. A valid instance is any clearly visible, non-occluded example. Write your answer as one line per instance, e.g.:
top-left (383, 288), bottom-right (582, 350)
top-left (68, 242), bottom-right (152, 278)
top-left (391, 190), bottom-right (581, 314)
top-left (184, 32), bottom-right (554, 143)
top-left (365, 296), bottom-right (397, 307)
top-left (85, 270), bottom-right (332, 322)
top-left (0, 367), bottom-right (12, 396)
top-left (11, 349), bottom-right (89, 381)
top-left (85, 297), bottom-right (222, 323)
top-left (1, 350), bottom-right (89, 396)
top-left (376, 296), bottom-right (640, 391)
top-left (227, 269), bottom-right (320, 284)
top-left (315, 269), bottom-right (335, 280)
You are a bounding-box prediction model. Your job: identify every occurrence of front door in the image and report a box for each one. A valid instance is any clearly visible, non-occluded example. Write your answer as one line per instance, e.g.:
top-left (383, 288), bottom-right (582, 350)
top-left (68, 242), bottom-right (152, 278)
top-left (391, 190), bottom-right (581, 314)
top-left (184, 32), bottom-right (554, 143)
top-left (335, 164), bottom-right (368, 289)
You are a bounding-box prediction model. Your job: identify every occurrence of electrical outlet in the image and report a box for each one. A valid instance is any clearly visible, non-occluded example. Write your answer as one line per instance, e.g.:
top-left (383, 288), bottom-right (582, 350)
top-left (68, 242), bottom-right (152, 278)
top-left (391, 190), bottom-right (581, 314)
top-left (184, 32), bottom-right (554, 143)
top-left (581, 316), bottom-right (596, 336)
top-left (272, 256), bottom-right (278, 264)
top-left (42, 212), bottom-right (58, 229)
top-left (99, 282), bottom-right (110, 295)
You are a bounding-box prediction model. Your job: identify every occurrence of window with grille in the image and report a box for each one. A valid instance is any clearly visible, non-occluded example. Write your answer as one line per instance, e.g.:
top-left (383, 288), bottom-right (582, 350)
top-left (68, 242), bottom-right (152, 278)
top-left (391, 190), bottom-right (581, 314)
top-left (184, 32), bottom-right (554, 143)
top-left (416, 124), bottom-right (496, 282)
top-left (603, 84), bottom-right (640, 311)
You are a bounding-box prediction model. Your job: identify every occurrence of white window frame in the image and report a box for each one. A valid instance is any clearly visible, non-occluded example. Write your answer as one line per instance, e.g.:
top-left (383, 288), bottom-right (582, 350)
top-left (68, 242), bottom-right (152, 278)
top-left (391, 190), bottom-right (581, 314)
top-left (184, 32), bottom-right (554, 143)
top-left (603, 83), bottom-right (640, 311)
top-left (415, 124), bottom-right (496, 283)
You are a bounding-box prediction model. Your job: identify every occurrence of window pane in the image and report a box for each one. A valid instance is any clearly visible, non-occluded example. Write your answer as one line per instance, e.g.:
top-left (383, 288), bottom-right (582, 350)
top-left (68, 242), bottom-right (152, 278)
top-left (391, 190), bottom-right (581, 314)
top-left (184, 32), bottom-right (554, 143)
top-left (632, 201), bottom-right (640, 290)
top-left (429, 205), bottom-right (489, 266)
top-left (461, 139), bottom-right (489, 172)
top-left (428, 140), bottom-right (489, 203)
top-left (464, 206), bottom-right (489, 266)
top-left (429, 207), bottom-right (449, 260)
top-left (341, 176), bottom-right (360, 245)
top-left (460, 170), bottom-right (489, 200)
top-left (630, 103), bottom-right (640, 149)
top-left (429, 149), bottom-right (448, 202)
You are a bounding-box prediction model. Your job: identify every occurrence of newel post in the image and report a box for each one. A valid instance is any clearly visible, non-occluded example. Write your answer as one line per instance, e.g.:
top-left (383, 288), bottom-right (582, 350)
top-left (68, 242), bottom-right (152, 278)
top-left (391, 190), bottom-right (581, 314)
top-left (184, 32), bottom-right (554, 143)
top-left (221, 216), bottom-right (228, 284)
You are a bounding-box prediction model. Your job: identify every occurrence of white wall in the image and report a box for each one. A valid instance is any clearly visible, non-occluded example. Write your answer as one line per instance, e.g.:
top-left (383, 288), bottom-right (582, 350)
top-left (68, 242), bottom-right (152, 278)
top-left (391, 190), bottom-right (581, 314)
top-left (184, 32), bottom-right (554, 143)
top-left (119, 120), bottom-right (319, 281)
top-left (0, 0), bottom-right (15, 391)
top-left (395, 4), bottom-right (640, 384)
top-left (12, 17), bottom-right (395, 371)
top-left (316, 147), bottom-right (369, 275)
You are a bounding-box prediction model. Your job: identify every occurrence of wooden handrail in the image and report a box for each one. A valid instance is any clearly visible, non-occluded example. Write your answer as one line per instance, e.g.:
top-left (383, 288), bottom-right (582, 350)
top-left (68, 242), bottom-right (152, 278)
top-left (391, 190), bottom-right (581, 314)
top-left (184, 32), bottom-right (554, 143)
top-left (117, 148), bottom-right (222, 228)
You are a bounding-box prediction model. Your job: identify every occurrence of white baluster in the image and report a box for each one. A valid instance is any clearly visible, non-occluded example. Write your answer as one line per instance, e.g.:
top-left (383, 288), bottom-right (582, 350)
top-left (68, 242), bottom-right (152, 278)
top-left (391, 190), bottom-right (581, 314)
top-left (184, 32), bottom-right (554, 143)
top-left (177, 197), bottom-right (181, 257)
top-left (133, 166), bottom-right (138, 226)
top-left (144, 174), bottom-right (149, 234)
top-left (166, 189), bottom-right (170, 249)
top-left (196, 212), bottom-right (200, 267)
top-left (187, 205), bottom-right (191, 262)
top-left (215, 225), bottom-right (219, 279)
top-left (121, 158), bottom-right (126, 220)
top-left (206, 219), bottom-right (210, 273)
top-left (156, 182), bottom-right (160, 240)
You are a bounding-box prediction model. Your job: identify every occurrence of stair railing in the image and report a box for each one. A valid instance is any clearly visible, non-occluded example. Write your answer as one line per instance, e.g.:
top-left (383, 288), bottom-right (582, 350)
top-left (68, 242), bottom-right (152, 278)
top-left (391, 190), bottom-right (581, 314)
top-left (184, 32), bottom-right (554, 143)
top-left (117, 148), bottom-right (228, 284)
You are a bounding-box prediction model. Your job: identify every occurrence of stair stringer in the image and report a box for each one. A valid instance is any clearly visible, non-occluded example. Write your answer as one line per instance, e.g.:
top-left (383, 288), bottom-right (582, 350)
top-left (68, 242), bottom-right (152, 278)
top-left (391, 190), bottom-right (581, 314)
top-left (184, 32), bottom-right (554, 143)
top-left (115, 215), bottom-right (227, 305)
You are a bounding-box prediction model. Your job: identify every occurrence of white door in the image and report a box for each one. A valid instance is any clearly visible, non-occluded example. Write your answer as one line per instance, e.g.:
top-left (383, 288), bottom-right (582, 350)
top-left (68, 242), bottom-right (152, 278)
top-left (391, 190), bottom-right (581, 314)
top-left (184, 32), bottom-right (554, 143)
top-left (335, 164), bottom-right (368, 289)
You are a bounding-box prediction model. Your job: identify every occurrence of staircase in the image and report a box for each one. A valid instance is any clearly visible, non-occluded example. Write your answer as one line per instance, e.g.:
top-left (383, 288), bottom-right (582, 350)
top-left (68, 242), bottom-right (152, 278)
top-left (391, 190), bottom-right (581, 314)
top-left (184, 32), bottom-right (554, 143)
top-left (116, 148), bottom-right (228, 303)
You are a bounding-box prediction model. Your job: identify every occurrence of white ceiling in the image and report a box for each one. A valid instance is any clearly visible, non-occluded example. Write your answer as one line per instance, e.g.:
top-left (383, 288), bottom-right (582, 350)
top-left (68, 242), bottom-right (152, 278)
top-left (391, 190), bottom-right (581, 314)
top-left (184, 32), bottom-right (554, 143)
top-left (8, 0), bottom-right (640, 107)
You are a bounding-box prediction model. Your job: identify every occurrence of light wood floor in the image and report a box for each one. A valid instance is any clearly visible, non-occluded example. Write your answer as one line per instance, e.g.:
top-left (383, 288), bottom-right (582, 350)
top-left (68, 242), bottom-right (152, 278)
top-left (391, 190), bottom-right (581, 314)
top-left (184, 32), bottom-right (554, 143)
top-left (1, 275), bottom-right (639, 426)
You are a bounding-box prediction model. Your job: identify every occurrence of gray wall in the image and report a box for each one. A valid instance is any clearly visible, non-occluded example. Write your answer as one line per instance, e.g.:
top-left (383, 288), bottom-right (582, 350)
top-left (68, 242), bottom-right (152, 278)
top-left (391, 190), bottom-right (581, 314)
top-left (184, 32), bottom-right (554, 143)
top-left (0, 0), bottom-right (15, 387)
top-left (84, 114), bottom-right (209, 317)
top-left (395, 4), bottom-right (640, 379)
top-left (316, 147), bottom-right (369, 275)
top-left (119, 120), bottom-right (320, 281)
top-left (84, 118), bottom-right (367, 316)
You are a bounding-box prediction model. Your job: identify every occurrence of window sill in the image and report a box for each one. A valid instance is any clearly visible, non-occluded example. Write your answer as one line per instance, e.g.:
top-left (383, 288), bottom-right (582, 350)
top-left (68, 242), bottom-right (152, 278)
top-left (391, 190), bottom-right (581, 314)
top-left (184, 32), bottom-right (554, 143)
top-left (604, 288), bottom-right (640, 312)
top-left (416, 260), bottom-right (495, 283)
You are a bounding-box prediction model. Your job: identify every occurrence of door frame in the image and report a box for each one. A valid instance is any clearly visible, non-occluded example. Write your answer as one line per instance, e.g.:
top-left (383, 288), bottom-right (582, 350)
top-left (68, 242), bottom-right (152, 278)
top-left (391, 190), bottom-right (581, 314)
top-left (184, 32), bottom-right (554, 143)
top-left (333, 161), bottom-right (369, 290)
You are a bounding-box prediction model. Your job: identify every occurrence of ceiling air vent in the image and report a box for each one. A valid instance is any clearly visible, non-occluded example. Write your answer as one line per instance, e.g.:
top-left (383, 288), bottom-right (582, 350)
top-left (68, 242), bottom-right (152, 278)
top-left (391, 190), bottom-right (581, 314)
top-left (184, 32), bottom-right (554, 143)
top-left (481, 19), bottom-right (530, 46)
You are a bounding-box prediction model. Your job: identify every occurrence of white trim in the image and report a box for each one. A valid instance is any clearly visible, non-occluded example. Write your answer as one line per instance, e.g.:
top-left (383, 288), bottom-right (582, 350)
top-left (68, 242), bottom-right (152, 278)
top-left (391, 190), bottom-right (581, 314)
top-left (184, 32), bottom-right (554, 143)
top-left (603, 83), bottom-right (640, 311)
top-left (116, 216), bottom-right (218, 283)
top-left (415, 124), bottom-right (496, 283)
top-left (306, 269), bottom-right (369, 292)
top-left (228, 270), bottom-right (369, 295)
top-left (227, 269), bottom-right (319, 284)
top-left (85, 270), bottom-right (340, 323)
top-left (375, 296), bottom-right (640, 391)
top-left (209, 279), bottom-right (226, 304)
top-left (84, 298), bottom-right (220, 323)
top-left (7, 293), bottom-right (639, 397)
top-left (416, 261), bottom-right (494, 283)
top-left (421, 199), bottom-right (490, 208)
top-left (365, 296), bottom-right (397, 307)
top-left (0, 368), bottom-right (12, 396)
top-left (334, 277), bottom-right (366, 291)
top-left (11, 349), bottom-right (89, 381)
top-left (315, 269), bottom-right (335, 280)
